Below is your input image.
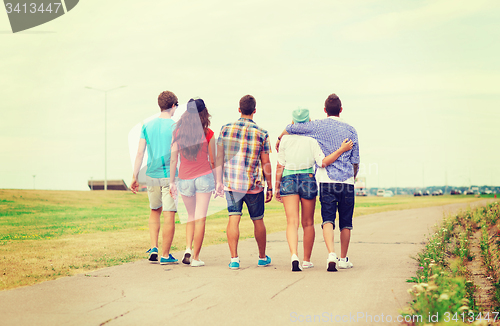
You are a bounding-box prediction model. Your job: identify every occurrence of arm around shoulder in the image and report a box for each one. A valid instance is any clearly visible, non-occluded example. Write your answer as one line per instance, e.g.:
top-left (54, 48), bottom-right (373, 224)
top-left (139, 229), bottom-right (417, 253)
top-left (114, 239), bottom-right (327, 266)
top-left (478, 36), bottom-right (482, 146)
top-left (321, 139), bottom-right (353, 168)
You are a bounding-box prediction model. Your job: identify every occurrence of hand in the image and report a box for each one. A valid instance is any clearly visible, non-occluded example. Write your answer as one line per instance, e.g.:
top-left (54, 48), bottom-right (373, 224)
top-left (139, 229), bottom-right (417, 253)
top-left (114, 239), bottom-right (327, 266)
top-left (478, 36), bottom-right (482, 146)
top-left (275, 138), bottom-right (281, 152)
top-left (340, 139), bottom-right (353, 153)
top-left (169, 183), bottom-right (177, 200)
top-left (265, 189), bottom-right (273, 203)
top-left (214, 181), bottom-right (224, 198)
top-left (275, 190), bottom-right (282, 203)
top-left (131, 178), bottom-right (139, 194)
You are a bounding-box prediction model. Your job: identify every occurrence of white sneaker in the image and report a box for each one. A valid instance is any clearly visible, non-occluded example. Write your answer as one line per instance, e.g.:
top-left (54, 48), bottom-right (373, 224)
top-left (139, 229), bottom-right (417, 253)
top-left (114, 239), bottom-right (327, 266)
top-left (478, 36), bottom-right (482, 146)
top-left (337, 257), bottom-right (353, 269)
top-left (182, 248), bottom-right (192, 265)
top-left (190, 259), bottom-right (205, 267)
top-left (302, 261), bottom-right (314, 269)
top-left (327, 253), bottom-right (338, 272)
top-left (291, 254), bottom-right (302, 272)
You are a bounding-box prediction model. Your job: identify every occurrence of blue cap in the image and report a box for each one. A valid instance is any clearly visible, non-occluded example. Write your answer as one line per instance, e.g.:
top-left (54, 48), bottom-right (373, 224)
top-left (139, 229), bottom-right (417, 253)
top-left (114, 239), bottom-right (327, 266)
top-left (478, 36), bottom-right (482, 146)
top-left (292, 108), bottom-right (310, 123)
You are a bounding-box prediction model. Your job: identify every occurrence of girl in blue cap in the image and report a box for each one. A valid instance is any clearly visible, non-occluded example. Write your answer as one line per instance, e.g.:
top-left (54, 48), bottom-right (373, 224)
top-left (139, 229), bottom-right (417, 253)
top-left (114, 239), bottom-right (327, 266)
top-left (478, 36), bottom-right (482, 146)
top-left (275, 108), bottom-right (352, 271)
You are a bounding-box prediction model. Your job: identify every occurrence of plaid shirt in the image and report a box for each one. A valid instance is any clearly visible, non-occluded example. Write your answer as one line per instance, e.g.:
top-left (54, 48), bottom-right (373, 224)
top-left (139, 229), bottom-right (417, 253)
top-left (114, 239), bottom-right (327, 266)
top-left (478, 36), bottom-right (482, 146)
top-left (286, 116), bottom-right (360, 183)
top-left (217, 118), bottom-right (271, 192)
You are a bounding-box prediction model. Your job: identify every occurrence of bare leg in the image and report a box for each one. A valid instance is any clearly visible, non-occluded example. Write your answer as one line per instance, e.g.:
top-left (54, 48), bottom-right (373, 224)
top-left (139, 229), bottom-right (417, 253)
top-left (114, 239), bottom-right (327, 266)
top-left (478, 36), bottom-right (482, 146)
top-left (323, 222), bottom-right (335, 254)
top-left (181, 195), bottom-right (196, 252)
top-left (282, 195), bottom-right (300, 256)
top-left (340, 228), bottom-right (351, 258)
top-left (227, 215), bottom-right (241, 258)
top-left (252, 218), bottom-right (267, 259)
top-left (161, 211), bottom-right (175, 257)
top-left (192, 192), bottom-right (211, 260)
top-left (300, 198), bottom-right (316, 262)
top-left (149, 208), bottom-right (162, 248)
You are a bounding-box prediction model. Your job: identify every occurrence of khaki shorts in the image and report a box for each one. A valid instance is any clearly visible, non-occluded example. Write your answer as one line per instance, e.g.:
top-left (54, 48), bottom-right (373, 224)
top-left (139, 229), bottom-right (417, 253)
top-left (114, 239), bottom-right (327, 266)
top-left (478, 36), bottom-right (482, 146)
top-left (146, 176), bottom-right (177, 211)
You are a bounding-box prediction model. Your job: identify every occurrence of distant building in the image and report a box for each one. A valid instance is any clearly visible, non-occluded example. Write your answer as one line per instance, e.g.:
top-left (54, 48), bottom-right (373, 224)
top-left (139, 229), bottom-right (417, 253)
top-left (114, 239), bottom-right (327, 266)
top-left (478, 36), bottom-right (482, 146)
top-left (88, 180), bottom-right (129, 191)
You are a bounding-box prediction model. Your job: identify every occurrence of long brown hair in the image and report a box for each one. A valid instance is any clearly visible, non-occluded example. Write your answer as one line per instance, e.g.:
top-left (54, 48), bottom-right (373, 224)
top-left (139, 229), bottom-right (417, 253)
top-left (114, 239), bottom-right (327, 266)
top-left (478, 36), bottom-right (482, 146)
top-left (173, 106), bottom-right (211, 161)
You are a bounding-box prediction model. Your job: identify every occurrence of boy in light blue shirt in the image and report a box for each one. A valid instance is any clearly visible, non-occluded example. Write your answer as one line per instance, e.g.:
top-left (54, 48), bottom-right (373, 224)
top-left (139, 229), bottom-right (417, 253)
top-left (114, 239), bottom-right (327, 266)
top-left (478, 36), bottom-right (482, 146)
top-left (131, 90), bottom-right (179, 264)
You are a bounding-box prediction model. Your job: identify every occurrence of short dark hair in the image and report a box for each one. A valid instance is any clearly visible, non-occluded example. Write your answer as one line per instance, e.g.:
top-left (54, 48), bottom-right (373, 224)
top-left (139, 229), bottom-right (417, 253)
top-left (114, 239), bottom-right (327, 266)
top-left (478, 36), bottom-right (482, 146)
top-left (324, 93), bottom-right (342, 116)
top-left (239, 95), bottom-right (256, 115)
top-left (158, 91), bottom-right (178, 111)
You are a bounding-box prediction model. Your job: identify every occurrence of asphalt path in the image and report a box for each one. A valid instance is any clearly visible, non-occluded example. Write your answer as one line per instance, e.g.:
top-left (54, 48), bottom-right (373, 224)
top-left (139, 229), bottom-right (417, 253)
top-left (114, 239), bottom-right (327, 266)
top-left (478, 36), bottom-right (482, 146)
top-left (0, 199), bottom-right (495, 326)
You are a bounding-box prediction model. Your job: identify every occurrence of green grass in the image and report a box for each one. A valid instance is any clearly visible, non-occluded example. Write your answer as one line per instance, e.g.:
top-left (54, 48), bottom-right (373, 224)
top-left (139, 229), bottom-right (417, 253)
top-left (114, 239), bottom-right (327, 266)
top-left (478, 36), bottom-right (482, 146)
top-left (0, 189), bottom-right (491, 290)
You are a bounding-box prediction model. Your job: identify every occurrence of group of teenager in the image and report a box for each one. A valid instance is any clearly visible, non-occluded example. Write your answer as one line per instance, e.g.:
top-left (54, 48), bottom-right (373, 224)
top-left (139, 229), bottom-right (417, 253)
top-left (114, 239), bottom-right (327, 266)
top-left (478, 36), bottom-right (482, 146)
top-left (130, 91), bottom-right (360, 272)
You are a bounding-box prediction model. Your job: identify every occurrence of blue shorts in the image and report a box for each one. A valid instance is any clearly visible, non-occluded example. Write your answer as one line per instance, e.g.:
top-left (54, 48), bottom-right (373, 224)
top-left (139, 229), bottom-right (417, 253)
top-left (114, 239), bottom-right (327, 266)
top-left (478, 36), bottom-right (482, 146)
top-left (178, 173), bottom-right (215, 197)
top-left (225, 191), bottom-right (264, 220)
top-left (279, 173), bottom-right (318, 200)
top-left (319, 183), bottom-right (354, 231)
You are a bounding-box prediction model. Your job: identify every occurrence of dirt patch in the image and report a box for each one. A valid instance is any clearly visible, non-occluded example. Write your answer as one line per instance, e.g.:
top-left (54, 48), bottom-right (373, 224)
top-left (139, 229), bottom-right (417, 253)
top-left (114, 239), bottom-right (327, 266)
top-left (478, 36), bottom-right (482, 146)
top-left (467, 230), bottom-right (496, 311)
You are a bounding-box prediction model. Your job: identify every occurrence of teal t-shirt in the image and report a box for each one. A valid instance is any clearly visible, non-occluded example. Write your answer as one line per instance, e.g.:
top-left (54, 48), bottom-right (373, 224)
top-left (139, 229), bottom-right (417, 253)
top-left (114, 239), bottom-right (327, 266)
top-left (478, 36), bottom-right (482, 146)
top-left (140, 117), bottom-right (176, 179)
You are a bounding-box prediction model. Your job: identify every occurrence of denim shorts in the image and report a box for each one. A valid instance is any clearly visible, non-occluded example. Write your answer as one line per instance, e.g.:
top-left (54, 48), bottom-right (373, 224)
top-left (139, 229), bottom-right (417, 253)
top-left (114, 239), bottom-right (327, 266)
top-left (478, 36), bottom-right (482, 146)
top-left (319, 183), bottom-right (355, 231)
top-left (178, 173), bottom-right (215, 197)
top-left (279, 173), bottom-right (318, 200)
top-left (225, 191), bottom-right (264, 220)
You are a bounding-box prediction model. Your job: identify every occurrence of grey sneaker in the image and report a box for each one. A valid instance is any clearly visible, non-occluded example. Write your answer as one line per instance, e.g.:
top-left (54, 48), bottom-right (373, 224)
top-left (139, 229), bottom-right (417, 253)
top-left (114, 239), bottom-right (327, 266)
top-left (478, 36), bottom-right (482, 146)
top-left (337, 257), bottom-right (353, 269)
top-left (190, 259), bottom-right (205, 267)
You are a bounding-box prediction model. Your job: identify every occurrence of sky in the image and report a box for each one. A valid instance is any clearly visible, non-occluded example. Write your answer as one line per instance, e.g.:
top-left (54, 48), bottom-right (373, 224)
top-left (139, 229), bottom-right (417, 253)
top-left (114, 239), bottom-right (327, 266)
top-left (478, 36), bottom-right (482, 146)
top-left (1, 0), bottom-right (499, 191)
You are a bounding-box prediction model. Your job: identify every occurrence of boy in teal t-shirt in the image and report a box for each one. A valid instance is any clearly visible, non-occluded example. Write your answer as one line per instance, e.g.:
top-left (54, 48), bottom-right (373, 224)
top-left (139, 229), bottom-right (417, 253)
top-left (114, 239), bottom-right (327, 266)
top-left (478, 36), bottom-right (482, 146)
top-left (131, 90), bottom-right (179, 264)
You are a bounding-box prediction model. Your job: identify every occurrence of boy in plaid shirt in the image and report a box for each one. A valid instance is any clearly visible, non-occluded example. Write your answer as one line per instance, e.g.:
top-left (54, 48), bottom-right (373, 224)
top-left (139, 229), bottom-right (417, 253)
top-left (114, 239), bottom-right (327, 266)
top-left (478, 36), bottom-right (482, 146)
top-left (216, 95), bottom-right (273, 269)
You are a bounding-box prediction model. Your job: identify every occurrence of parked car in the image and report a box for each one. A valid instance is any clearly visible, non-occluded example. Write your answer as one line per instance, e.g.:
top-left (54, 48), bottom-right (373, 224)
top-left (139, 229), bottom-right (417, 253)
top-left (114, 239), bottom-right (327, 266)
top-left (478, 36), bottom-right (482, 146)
top-left (356, 190), bottom-right (367, 196)
top-left (377, 189), bottom-right (385, 197)
top-left (464, 190), bottom-right (475, 195)
top-left (383, 190), bottom-right (394, 197)
top-left (423, 190), bottom-right (430, 196)
top-left (432, 191), bottom-right (440, 196)
top-left (414, 191), bottom-right (423, 196)
top-left (450, 189), bottom-right (461, 195)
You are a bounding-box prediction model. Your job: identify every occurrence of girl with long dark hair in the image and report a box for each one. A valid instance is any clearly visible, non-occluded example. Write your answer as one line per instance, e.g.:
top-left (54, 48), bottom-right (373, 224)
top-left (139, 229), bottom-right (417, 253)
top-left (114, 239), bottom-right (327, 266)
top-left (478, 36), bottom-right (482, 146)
top-left (170, 98), bottom-right (221, 267)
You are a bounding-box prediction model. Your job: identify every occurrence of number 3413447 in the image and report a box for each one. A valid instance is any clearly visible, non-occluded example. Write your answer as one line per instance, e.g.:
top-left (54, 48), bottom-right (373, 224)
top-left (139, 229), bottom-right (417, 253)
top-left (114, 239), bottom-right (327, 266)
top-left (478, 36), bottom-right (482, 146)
top-left (5, 3), bottom-right (63, 14)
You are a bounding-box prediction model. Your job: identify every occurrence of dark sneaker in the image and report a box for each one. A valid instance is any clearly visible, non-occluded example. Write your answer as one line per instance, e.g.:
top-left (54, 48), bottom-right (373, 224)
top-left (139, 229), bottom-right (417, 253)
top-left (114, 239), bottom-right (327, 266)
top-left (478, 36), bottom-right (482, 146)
top-left (147, 247), bottom-right (158, 262)
top-left (291, 254), bottom-right (301, 272)
top-left (292, 260), bottom-right (302, 272)
top-left (327, 254), bottom-right (338, 272)
top-left (182, 249), bottom-right (192, 265)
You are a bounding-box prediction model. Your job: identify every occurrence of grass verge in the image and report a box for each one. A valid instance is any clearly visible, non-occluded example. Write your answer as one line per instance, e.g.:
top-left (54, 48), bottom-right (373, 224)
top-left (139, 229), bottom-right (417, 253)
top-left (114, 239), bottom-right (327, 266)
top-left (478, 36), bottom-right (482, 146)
top-left (0, 189), bottom-right (489, 291)
top-left (402, 202), bottom-right (500, 325)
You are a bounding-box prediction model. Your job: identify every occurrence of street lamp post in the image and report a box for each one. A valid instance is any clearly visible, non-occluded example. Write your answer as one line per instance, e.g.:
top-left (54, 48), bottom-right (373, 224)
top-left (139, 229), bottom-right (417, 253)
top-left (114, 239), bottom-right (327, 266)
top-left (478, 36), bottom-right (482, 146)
top-left (85, 85), bottom-right (126, 190)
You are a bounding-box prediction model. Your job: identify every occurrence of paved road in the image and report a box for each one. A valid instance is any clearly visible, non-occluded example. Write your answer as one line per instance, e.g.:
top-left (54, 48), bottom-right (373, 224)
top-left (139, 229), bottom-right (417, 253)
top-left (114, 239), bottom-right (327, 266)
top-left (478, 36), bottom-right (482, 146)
top-left (0, 199), bottom-right (494, 326)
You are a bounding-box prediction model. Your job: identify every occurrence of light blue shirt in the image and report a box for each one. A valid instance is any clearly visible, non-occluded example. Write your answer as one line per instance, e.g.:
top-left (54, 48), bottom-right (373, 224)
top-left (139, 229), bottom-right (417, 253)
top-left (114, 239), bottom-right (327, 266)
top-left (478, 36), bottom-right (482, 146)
top-left (140, 117), bottom-right (175, 179)
top-left (286, 116), bottom-right (360, 183)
